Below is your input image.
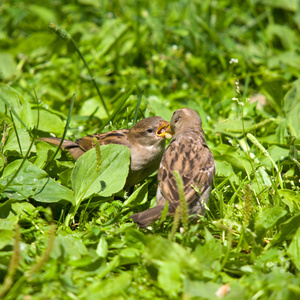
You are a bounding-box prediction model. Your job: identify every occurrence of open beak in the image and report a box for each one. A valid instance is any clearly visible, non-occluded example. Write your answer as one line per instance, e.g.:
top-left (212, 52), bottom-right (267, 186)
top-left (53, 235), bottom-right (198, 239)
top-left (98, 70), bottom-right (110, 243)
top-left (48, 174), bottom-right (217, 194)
top-left (156, 121), bottom-right (172, 138)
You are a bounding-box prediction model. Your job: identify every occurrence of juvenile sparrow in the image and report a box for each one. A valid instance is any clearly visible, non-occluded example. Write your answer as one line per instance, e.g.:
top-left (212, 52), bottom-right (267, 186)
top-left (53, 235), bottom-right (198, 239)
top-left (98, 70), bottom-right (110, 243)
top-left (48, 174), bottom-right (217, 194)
top-left (39, 116), bottom-right (170, 187)
top-left (131, 108), bottom-right (215, 227)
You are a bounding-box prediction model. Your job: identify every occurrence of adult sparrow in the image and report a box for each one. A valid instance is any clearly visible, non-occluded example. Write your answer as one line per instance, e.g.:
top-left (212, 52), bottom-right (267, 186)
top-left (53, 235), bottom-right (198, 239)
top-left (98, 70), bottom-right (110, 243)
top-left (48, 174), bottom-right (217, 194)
top-left (39, 116), bottom-right (170, 187)
top-left (131, 108), bottom-right (215, 227)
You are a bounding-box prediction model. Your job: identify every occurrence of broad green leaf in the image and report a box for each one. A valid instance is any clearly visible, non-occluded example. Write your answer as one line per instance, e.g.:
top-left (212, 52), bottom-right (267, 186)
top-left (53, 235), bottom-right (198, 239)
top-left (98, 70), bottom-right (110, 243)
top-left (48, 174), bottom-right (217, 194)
top-left (31, 109), bottom-right (65, 134)
top-left (260, 145), bottom-right (290, 170)
top-left (0, 199), bottom-right (19, 224)
top-left (194, 228), bottom-right (223, 268)
top-left (79, 98), bottom-right (107, 119)
top-left (0, 153), bottom-right (4, 173)
top-left (261, 77), bottom-right (284, 112)
top-left (276, 118), bottom-right (289, 144)
top-left (69, 256), bottom-right (105, 270)
top-left (250, 167), bottom-right (272, 196)
top-left (58, 167), bottom-right (73, 188)
top-left (123, 181), bottom-right (149, 206)
top-left (185, 280), bottom-right (245, 299)
top-left (255, 207), bottom-right (287, 242)
top-left (271, 214), bottom-right (300, 246)
top-left (119, 247), bottom-right (140, 265)
top-left (96, 236), bottom-right (108, 258)
top-left (1, 159), bottom-right (74, 204)
top-left (145, 235), bottom-right (203, 279)
top-left (79, 272), bottom-right (131, 299)
top-left (0, 84), bottom-right (33, 129)
top-left (266, 24), bottom-right (297, 50)
top-left (0, 229), bottom-right (14, 250)
top-left (184, 280), bottom-right (220, 299)
top-left (215, 160), bottom-right (240, 184)
top-left (72, 144), bottom-right (130, 203)
top-left (260, 0), bottom-right (298, 12)
top-left (3, 129), bottom-right (35, 157)
top-left (255, 207), bottom-right (287, 231)
top-left (147, 95), bottom-right (174, 121)
top-left (158, 261), bottom-right (182, 296)
top-left (0, 52), bottom-right (19, 79)
top-left (287, 227), bottom-right (300, 270)
top-left (268, 51), bottom-right (300, 71)
top-left (0, 83), bottom-right (23, 115)
top-left (77, 0), bottom-right (101, 7)
top-left (29, 4), bottom-right (57, 24)
top-left (33, 178), bottom-right (74, 204)
top-left (97, 19), bottom-right (129, 58)
top-left (284, 78), bottom-right (300, 138)
top-left (34, 140), bottom-right (63, 169)
top-left (124, 228), bottom-right (146, 250)
top-left (52, 235), bottom-right (89, 260)
top-left (212, 144), bottom-right (252, 174)
top-left (106, 236), bottom-right (124, 249)
top-left (288, 137), bottom-right (300, 170)
top-left (214, 118), bottom-right (253, 133)
top-left (10, 202), bottom-right (36, 218)
top-left (14, 32), bottom-right (55, 55)
top-left (256, 167), bottom-right (272, 187)
top-left (278, 190), bottom-right (300, 213)
top-left (0, 218), bottom-right (15, 230)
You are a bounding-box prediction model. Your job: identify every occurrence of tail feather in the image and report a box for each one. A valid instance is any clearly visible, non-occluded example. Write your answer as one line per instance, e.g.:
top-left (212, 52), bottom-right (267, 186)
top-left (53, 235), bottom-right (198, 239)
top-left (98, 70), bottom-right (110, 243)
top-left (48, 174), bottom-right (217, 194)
top-left (130, 205), bottom-right (165, 228)
top-left (38, 137), bottom-right (85, 160)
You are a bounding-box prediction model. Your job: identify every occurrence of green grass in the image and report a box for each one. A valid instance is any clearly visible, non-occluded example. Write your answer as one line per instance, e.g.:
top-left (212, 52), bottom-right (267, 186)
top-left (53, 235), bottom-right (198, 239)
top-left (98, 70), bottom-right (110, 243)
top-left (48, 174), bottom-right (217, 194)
top-left (1, 0), bottom-right (300, 299)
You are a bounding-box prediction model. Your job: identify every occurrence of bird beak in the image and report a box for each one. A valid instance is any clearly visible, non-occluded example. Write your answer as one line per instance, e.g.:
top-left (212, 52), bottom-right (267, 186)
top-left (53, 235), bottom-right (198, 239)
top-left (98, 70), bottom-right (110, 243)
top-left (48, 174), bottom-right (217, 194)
top-left (156, 121), bottom-right (172, 138)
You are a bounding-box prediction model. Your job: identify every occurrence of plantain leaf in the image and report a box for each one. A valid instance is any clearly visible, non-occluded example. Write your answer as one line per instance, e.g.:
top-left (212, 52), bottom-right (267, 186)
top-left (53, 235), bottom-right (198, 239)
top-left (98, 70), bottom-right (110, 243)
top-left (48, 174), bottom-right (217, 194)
top-left (72, 144), bottom-right (130, 204)
top-left (1, 159), bottom-right (74, 204)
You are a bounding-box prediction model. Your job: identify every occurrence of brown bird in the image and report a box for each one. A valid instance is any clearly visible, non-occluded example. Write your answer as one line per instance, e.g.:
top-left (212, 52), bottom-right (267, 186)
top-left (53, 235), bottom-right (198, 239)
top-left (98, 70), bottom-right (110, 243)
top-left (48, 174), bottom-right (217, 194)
top-left (131, 108), bottom-right (215, 227)
top-left (39, 116), bottom-right (170, 188)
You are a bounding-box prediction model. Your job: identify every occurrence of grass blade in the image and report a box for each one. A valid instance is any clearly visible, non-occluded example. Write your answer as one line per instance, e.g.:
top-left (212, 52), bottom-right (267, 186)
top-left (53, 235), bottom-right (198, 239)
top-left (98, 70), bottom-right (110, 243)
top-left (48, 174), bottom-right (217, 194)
top-left (43, 94), bottom-right (75, 170)
top-left (49, 23), bottom-right (109, 117)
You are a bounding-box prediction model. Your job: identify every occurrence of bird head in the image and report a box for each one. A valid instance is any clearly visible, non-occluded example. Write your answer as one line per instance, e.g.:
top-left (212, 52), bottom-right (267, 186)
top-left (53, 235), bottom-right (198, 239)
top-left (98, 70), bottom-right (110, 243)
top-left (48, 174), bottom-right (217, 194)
top-left (170, 108), bottom-right (202, 135)
top-left (129, 116), bottom-right (171, 147)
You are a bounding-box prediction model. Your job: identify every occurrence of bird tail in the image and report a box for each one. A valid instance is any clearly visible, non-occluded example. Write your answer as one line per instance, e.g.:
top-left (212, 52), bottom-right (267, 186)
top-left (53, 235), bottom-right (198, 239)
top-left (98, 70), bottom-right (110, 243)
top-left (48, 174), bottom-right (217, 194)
top-left (130, 205), bottom-right (165, 228)
top-left (38, 137), bottom-right (84, 160)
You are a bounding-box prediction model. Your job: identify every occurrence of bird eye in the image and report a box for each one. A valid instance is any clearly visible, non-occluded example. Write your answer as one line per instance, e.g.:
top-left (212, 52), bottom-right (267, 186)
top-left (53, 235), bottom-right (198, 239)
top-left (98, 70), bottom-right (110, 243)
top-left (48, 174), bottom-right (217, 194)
top-left (174, 116), bottom-right (181, 123)
top-left (147, 128), bottom-right (154, 133)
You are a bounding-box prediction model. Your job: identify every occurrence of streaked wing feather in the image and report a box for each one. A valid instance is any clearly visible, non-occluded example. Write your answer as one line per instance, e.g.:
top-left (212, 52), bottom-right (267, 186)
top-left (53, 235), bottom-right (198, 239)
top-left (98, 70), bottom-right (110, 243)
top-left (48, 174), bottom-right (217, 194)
top-left (76, 129), bottom-right (130, 151)
top-left (158, 132), bottom-right (215, 213)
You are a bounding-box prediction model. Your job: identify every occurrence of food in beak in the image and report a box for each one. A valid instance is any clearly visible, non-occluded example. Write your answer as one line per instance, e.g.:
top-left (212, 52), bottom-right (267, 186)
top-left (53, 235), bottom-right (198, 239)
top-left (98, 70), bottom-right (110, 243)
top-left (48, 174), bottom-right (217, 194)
top-left (156, 122), bottom-right (172, 139)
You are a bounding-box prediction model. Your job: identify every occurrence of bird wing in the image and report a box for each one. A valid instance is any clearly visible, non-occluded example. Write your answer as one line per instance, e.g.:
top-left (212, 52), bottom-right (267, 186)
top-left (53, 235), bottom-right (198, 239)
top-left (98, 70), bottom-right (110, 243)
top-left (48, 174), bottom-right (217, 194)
top-left (76, 129), bottom-right (131, 151)
top-left (157, 131), bottom-right (215, 213)
top-left (38, 137), bottom-right (85, 160)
